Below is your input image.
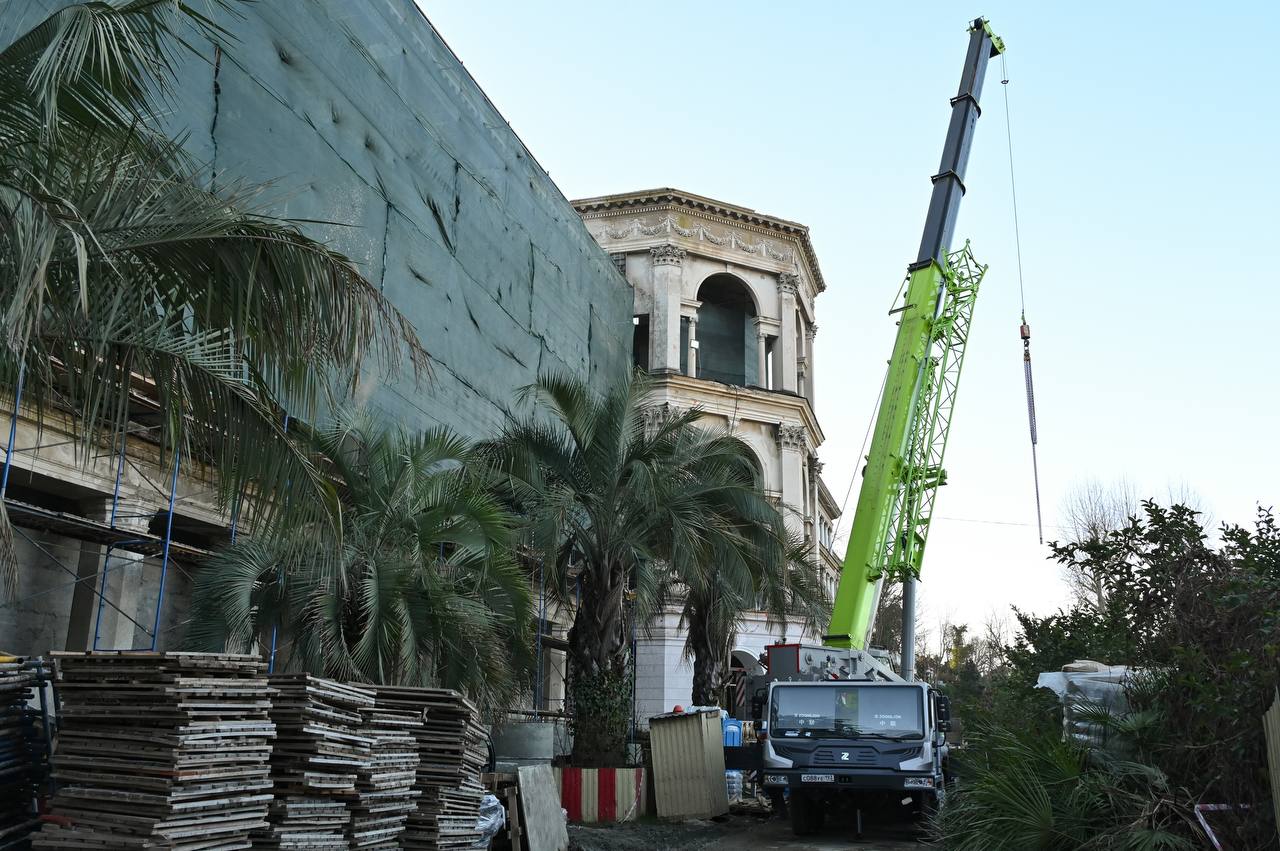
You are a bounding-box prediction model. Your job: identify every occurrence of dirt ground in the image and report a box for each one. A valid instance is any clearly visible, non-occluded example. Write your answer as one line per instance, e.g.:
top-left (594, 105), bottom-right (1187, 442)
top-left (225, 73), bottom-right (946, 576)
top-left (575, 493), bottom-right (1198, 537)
top-left (568, 811), bottom-right (926, 851)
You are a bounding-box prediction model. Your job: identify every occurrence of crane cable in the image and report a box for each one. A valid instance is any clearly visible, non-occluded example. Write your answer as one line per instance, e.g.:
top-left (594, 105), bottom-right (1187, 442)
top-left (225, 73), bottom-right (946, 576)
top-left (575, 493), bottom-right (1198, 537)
top-left (1000, 52), bottom-right (1044, 545)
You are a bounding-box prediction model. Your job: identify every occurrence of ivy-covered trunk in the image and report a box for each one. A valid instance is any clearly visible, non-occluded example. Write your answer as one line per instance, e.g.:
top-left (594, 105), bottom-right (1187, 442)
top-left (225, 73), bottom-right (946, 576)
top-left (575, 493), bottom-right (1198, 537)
top-left (566, 560), bottom-right (631, 766)
top-left (688, 604), bottom-right (729, 707)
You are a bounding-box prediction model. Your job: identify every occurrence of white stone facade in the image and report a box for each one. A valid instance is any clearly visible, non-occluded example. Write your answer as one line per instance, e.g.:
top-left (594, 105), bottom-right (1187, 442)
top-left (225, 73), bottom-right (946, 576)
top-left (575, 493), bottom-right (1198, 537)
top-left (573, 189), bottom-right (843, 723)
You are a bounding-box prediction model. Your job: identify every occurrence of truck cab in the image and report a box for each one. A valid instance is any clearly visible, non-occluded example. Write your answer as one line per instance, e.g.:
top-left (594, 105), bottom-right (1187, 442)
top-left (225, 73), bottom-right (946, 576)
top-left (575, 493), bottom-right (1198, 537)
top-left (737, 644), bottom-right (951, 836)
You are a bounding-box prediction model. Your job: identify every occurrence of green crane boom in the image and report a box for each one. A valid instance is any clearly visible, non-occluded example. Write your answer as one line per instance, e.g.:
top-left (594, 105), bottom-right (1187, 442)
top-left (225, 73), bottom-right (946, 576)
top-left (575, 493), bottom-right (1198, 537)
top-left (827, 19), bottom-right (1004, 679)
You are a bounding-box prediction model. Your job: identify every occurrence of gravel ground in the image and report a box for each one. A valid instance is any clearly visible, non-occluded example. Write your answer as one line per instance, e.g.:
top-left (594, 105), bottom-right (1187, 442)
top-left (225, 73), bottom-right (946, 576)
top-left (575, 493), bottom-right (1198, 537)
top-left (569, 812), bottom-right (926, 851)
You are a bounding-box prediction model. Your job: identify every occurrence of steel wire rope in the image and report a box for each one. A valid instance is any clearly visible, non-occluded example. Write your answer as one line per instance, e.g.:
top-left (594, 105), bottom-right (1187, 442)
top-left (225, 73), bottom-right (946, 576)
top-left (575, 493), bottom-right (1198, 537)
top-left (1000, 52), bottom-right (1045, 544)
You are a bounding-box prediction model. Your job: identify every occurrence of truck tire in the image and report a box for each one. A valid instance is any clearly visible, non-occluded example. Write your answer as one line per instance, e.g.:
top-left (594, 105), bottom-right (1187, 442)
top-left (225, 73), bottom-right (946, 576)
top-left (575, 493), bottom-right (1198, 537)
top-left (789, 791), bottom-right (825, 836)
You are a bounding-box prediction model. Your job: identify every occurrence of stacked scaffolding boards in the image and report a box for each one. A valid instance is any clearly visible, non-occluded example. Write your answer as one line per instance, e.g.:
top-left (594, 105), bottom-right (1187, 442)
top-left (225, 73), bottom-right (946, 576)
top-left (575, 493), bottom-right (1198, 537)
top-left (348, 696), bottom-right (422, 849)
top-left (372, 687), bottom-right (486, 850)
top-left (0, 659), bottom-right (49, 851)
top-left (257, 674), bottom-right (374, 850)
top-left (34, 651), bottom-right (275, 851)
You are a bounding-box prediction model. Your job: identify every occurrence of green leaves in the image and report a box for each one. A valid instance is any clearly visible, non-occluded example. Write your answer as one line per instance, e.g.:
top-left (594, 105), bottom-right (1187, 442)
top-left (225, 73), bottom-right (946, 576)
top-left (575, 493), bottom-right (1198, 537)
top-left (0, 1), bottom-right (429, 596)
top-left (187, 413), bottom-right (530, 712)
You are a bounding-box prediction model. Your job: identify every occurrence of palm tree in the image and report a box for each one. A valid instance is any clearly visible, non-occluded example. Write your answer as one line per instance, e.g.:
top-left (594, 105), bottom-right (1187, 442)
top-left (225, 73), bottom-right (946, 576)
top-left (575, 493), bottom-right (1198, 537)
top-left (0, 1), bottom-right (428, 593)
top-left (680, 527), bottom-right (828, 707)
top-left (488, 371), bottom-right (825, 764)
top-left (187, 413), bottom-right (531, 710)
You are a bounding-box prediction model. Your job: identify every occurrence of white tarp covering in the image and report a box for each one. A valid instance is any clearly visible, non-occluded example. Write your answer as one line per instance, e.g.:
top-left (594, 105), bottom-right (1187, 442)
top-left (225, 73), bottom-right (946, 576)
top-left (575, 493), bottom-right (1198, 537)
top-left (1036, 660), bottom-right (1134, 748)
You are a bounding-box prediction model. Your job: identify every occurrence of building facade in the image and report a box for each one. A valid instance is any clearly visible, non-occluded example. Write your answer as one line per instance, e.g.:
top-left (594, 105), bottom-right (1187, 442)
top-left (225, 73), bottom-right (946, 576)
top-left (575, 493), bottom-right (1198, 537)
top-left (573, 189), bottom-right (842, 722)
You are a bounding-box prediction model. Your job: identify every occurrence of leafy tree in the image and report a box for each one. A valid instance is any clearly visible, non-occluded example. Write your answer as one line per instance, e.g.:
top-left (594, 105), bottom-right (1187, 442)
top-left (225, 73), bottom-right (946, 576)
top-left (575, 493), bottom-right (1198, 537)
top-left (947, 502), bottom-right (1280, 848)
top-left (188, 414), bottom-right (529, 711)
top-left (487, 372), bottom-right (818, 764)
top-left (0, 0), bottom-right (427, 593)
top-left (680, 522), bottom-right (827, 708)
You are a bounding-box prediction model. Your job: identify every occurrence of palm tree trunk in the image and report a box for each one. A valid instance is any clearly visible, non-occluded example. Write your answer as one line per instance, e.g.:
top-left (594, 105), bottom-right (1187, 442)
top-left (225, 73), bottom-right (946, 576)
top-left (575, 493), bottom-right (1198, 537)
top-left (566, 562), bottom-right (631, 766)
top-left (688, 606), bottom-right (727, 707)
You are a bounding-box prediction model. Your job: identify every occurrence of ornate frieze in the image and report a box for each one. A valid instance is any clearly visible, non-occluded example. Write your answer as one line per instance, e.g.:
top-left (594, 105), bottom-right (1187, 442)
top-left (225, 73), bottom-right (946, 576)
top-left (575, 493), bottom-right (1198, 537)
top-left (599, 214), bottom-right (795, 264)
top-left (650, 244), bottom-right (686, 266)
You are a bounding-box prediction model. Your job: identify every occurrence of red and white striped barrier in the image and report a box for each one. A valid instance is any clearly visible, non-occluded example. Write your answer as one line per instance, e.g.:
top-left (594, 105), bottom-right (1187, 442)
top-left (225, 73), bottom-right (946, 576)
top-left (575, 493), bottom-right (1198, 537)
top-left (554, 767), bottom-right (648, 823)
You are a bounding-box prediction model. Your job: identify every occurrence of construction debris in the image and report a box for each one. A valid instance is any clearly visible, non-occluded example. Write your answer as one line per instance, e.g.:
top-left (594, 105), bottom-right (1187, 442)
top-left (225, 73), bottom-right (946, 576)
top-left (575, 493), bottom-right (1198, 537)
top-left (372, 686), bottom-right (487, 850)
top-left (33, 651), bottom-right (275, 851)
top-left (256, 674), bottom-right (375, 850)
top-left (0, 658), bottom-right (49, 850)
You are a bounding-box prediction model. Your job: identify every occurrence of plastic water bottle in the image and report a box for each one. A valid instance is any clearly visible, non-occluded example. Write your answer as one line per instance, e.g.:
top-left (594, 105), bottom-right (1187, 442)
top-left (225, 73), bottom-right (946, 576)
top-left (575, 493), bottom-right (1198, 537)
top-left (725, 769), bottom-right (743, 803)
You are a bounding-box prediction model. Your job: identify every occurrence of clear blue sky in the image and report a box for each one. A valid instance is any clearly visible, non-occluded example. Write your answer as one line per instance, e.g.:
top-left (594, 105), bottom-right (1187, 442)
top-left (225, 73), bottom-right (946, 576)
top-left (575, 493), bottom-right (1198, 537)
top-left (420, 1), bottom-right (1280, 638)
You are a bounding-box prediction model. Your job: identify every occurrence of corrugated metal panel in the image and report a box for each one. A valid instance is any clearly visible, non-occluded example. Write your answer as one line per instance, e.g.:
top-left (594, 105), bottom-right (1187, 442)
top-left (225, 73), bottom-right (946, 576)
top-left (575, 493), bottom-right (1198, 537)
top-left (1263, 690), bottom-right (1280, 839)
top-left (649, 710), bottom-right (729, 819)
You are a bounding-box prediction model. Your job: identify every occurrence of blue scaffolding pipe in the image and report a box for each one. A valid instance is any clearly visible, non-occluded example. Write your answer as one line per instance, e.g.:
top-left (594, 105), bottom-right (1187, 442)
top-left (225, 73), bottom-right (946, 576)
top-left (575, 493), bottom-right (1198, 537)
top-left (267, 414), bottom-right (290, 672)
top-left (150, 444), bottom-right (182, 651)
top-left (2, 363), bottom-right (26, 498)
top-left (108, 428), bottom-right (127, 528)
top-left (534, 557), bottom-right (545, 710)
top-left (92, 538), bottom-right (147, 650)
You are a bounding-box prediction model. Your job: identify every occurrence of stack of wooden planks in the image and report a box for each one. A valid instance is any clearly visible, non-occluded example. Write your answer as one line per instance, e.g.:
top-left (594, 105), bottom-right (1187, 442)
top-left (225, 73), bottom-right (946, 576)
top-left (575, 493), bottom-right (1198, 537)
top-left (33, 651), bottom-right (275, 851)
top-left (256, 674), bottom-right (374, 850)
top-left (0, 658), bottom-right (47, 850)
top-left (347, 695), bottom-right (422, 849)
top-left (371, 687), bottom-right (486, 850)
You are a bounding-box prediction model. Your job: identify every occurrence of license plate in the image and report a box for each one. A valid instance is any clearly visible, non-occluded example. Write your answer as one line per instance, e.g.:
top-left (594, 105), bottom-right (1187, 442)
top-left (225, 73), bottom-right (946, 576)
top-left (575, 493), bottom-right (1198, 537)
top-left (801, 773), bottom-right (835, 783)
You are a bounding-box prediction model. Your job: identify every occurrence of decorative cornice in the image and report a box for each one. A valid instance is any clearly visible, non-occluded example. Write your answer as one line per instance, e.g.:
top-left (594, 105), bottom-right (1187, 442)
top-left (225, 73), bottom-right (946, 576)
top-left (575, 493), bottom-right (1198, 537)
top-left (777, 273), bottom-right (800, 297)
top-left (777, 424), bottom-right (807, 452)
top-left (650, 244), bottom-right (686, 266)
top-left (572, 188), bottom-right (827, 293)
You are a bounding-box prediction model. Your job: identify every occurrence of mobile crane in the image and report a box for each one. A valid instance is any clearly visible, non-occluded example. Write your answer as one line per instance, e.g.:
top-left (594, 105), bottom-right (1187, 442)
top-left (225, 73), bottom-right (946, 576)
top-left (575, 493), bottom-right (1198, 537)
top-left (732, 18), bottom-right (1006, 836)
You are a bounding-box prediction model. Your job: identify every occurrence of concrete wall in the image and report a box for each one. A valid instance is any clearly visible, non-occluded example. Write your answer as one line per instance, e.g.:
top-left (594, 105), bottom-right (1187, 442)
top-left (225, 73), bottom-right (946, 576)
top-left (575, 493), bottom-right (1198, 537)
top-left (0, 1), bottom-right (632, 655)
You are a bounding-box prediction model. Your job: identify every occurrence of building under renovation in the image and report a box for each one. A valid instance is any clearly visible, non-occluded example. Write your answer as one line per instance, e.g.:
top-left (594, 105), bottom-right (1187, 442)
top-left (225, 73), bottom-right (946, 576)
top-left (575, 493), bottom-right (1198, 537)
top-left (0, 2), bottom-right (836, 726)
top-left (574, 190), bottom-right (840, 720)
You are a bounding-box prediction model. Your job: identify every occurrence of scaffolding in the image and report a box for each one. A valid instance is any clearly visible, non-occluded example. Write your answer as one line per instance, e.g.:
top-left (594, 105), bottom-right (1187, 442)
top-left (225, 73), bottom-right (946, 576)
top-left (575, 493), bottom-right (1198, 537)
top-left (0, 371), bottom-right (217, 653)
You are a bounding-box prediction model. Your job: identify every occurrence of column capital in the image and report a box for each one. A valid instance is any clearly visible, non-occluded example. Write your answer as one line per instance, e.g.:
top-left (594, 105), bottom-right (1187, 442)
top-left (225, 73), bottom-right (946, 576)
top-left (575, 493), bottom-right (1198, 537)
top-left (651, 244), bottom-right (686, 266)
top-left (777, 272), bottom-right (800, 297)
top-left (777, 423), bottom-right (807, 452)
top-left (805, 323), bottom-right (818, 341)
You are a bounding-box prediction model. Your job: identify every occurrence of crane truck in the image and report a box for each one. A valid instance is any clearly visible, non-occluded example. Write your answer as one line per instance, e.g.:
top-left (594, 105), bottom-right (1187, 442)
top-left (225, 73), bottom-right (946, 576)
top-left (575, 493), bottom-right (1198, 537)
top-left (731, 18), bottom-right (1005, 836)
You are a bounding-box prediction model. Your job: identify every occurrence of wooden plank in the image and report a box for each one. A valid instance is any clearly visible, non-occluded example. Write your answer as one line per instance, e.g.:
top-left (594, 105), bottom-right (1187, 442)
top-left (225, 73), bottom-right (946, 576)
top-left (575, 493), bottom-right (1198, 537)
top-left (516, 764), bottom-right (568, 851)
top-left (1263, 689), bottom-right (1280, 842)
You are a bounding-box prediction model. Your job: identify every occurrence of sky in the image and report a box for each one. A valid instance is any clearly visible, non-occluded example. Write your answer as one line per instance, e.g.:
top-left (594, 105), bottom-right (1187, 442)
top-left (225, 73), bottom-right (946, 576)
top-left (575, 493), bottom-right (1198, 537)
top-left (418, 1), bottom-right (1280, 640)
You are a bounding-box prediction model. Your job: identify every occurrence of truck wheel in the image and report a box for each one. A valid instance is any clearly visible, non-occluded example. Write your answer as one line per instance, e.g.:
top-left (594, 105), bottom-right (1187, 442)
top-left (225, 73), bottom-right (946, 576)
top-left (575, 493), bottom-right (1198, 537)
top-left (789, 791), bottom-right (811, 835)
top-left (789, 791), bottom-right (824, 836)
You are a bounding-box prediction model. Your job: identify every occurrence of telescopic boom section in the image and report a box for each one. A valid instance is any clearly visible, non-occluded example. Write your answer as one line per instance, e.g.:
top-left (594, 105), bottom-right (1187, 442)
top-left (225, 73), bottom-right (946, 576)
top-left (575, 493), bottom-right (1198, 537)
top-left (827, 19), bottom-right (1003, 657)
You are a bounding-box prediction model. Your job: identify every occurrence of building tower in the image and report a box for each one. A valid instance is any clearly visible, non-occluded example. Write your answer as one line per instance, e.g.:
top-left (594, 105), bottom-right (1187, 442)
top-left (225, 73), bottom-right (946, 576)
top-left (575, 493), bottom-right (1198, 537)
top-left (574, 189), bottom-right (842, 721)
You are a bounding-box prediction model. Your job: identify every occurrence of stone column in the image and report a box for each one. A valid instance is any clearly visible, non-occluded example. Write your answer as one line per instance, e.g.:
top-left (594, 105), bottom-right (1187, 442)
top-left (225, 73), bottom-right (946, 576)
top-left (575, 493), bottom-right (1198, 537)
top-left (650, 245), bottom-right (685, 373)
top-left (805, 323), bottom-right (818, 407)
top-left (777, 273), bottom-right (799, 393)
top-left (777, 423), bottom-right (807, 538)
top-left (809, 456), bottom-right (824, 558)
top-left (686, 312), bottom-right (699, 377)
top-left (65, 498), bottom-right (150, 651)
top-left (754, 320), bottom-right (768, 388)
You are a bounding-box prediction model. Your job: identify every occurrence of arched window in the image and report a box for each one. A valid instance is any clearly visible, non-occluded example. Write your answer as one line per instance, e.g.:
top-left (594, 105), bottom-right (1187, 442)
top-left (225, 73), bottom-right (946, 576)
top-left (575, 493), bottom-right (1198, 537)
top-left (695, 274), bottom-right (757, 387)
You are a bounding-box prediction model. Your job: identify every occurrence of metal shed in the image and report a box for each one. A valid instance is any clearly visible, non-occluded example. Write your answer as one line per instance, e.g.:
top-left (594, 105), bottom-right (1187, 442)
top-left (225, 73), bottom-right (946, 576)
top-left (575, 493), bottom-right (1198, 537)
top-left (648, 709), bottom-right (729, 820)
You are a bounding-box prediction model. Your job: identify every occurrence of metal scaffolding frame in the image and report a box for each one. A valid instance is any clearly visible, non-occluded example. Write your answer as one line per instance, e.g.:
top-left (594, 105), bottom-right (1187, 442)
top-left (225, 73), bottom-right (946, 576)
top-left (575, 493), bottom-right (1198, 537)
top-left (1, 371), bottom-right (215, 653)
